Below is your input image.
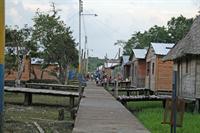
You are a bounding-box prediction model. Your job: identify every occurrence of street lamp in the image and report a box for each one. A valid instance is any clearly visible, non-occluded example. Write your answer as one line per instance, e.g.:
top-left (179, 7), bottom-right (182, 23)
top-left (78, 0), bottom-right (97, 74)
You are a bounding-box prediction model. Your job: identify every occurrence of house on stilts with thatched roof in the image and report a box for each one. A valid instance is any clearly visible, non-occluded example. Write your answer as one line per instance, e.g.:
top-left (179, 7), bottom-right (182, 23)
top-left (164, 15), bottom-right (200, 111)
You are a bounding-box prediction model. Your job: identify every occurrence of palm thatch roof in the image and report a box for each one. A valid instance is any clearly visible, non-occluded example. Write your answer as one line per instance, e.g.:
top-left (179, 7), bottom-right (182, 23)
top-left (163, 15), bottom-right (200, 61)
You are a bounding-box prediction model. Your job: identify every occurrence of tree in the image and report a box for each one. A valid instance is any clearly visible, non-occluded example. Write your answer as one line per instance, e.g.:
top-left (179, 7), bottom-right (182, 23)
top-left (5, 25), bottom-right (37, 81)
top-left (32, 3), bottom-right (78, 84)
top-left (119, 15), bottom-right (194, 55)
top-left (167, 15), bottom-right (194, 43)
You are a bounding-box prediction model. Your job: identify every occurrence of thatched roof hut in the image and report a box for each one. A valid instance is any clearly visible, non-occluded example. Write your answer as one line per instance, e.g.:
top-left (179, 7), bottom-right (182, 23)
top-left (164, 16), bottom-right (200, 61)
top-left (163, 16), bottom-right (200, 109)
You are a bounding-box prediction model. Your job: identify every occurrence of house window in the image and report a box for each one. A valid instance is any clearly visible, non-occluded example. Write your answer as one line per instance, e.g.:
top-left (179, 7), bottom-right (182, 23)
top-left (152, 63), bottom-right (155, 75)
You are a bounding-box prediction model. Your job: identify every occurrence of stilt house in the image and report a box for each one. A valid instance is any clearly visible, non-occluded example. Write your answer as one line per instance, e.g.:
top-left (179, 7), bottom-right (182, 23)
top-left (145, 42), bottom-right (175, 93)
top-left (164, 16), bottom-right (200, 101)
top-left (130, 49), bottom-right (147, 88)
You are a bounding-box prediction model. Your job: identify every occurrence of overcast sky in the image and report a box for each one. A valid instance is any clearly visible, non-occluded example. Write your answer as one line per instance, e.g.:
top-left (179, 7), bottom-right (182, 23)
top-left (6, 0), bottom-right (199, 59)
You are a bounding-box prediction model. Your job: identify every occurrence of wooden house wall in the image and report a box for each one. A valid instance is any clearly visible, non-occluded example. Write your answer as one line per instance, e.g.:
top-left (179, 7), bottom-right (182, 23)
top-left (196, 56), bottom-right (200, 98)
top-left (145, 46), bottom-right (173, 92)
top-left (124, 65), bottom-right (131, 80)
top-left (145, 47), bottom-right (156, 91)
top-left (131, 60), bottom-right (146, 88)
top-left (31, 64), bottom-right (58, 80)
top-left (5, 56), bottom-right (31, 81)
top-left (132, 61), bottom-right (138, 87)
top-left (176, 56), bottom-right (197, 99)
top-left (156, 57), bottom-right (173, 92)
top-left (138, 60), bottom-right (146, 87)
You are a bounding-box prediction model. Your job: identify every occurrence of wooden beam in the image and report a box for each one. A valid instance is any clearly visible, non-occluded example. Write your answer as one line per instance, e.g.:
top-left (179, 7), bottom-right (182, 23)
top-left (69, 96), bottom-right (75, 109)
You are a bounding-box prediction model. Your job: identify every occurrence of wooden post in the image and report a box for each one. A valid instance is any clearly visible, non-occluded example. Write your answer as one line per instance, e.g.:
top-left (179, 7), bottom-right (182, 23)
top-left (114, 80), bottom-right (118, 98)
top-left (127, 90), bottom-right (130, 96)
top-left (69, 96), bottom-right (75, 108)
top-left (194, 99), bottom-right (199, 113)
top-left (58, 108), bottom-right (65, 120)
top-left (70, 107), bottom-right (77, 120)
top-left (24, 93), bottom-right (32, 105)
top-left (162, 99), bottom-right (166, 108)
top-left (0, 0), bottom-right (5, 132)
top-left (121, 100), bottom-right (127, 107)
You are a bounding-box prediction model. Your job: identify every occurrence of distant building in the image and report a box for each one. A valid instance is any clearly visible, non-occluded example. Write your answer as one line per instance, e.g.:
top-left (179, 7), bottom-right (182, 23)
top-left (5, 57), bottom-right (58, 82)
top-left (120, 55), bottom-right (130, 80)
top-left (145, 42), bottom-right (175, 93)
top-left (30, 58), bottom-right (58, 80)
top-left (103, 59), bottom-right (120, 80)
top-left (129, 49), bottom-right (147, 88)
top-left (5, 55), bottom-right (31, 81)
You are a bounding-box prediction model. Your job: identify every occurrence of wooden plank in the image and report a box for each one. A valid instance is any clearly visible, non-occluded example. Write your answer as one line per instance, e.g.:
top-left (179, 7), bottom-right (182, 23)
top-left (33, 122), bottom-right (44, 133)
top-left (117, 95), bottom-right (171, 102)
top-left (111, 88), bottom-right (151, 92)
top-left (26, 83), bottom-right (83, 89)
top-left (4, 86), bottom-right (79, 97)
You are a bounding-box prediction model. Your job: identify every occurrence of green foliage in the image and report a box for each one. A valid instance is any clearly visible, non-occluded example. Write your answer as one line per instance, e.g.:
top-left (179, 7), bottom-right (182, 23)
top-left (88, 57), bottom-right (104, 72)
top-left (5, 25), bottom-right (38, 72)
top-left (120, 15), bottom-right (194, 54)
top-left (167, 15), bottom-right (194, 43)
top-left (32, 3), bottom-right (78, 83)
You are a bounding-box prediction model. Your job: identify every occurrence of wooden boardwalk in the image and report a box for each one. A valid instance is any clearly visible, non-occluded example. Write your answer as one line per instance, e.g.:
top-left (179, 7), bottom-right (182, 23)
top-left (72, 82), bottom-right (150, 133)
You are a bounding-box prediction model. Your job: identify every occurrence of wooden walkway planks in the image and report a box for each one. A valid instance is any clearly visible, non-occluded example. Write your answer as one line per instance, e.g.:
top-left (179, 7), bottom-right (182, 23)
top-left (72, 82), bottom-right (150, 133)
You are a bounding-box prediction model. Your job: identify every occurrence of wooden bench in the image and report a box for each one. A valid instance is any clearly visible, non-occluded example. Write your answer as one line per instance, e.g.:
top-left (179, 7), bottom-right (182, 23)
top-left (26, 83), bottom-right (84, 92)
top-left (117, 95), bottom-right (171, 106)
top-left (111, 88), bottom-right (153, 96)
top-left (118, 81), bottom-right (131, 88)
top-left (4, 86), bottom-right (80, 108)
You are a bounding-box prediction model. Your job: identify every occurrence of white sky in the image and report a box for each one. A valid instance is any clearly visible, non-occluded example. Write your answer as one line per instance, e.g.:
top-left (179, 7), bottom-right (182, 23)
top-left (5, 0), bottom-right (200, 59)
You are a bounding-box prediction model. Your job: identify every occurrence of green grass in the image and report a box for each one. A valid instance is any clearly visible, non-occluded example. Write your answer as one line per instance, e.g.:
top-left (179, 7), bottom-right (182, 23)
top-left (4, 92), bottom-right (74, 132)
top-left (127, 101), bottom-right (200, 133)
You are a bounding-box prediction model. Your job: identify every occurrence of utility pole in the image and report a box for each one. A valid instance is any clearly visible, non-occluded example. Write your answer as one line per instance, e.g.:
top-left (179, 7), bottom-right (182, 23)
top-left (78, 0), bottom-right (83, 73)
top-left (0, 0), bottom-right (5, 132)
top-left (78, 0), bottom-right (97, 74)
top-left (86, 49), bottom-right (89, 74)
top-left (83, 35), bottom-right (87, 75)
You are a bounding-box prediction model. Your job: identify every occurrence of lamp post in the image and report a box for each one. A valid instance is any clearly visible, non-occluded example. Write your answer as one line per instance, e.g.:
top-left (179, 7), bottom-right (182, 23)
top-left (81, 13), bottom-right (97, 74)
top-left (78, 0), bottom-right (83, 73)
top-left (0, 0), bottom-right (5, 132)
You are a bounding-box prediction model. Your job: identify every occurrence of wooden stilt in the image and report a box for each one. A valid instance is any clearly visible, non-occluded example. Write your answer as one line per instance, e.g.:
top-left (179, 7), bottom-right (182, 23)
top-left (24, 93), bottom-right (32, 105)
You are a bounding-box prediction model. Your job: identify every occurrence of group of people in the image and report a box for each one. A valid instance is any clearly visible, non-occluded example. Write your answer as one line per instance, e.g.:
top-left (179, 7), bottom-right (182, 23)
top-left (84, 70), bottom-right (123, 85)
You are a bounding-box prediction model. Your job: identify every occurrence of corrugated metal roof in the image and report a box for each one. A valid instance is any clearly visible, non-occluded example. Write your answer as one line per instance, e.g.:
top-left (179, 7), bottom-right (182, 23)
top-left (151, 43), bottom-right (175, 55)
top-left (31, 58), bottom-right (44, 64)
top-left (104, 62), bottom-right (119, 68)
top-left (132, 49), bottom-right (147, 59)
top-left (122, 55), bottom-right (130, 64)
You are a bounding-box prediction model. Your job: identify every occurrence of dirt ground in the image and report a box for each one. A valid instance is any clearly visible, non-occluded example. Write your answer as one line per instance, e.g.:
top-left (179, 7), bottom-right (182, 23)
top-left (3, 92), bottom-right (76, 133)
